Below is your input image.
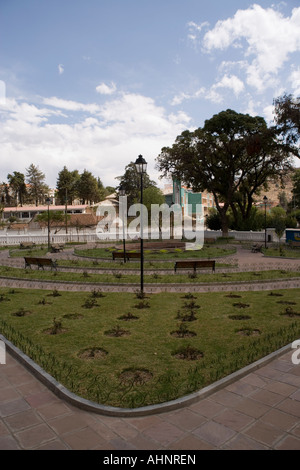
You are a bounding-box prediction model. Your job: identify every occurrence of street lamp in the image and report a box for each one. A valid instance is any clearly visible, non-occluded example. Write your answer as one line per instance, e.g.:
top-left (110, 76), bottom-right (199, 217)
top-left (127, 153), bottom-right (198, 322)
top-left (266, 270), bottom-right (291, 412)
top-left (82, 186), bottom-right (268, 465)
top-left (135, 155), bottom-right (147, 294)
top-left (119, 183), bottom-right (127, 263)
top-left (45, 197), bottom-right (52, 251)
top-left (263, 195), bottom-right (268, 249)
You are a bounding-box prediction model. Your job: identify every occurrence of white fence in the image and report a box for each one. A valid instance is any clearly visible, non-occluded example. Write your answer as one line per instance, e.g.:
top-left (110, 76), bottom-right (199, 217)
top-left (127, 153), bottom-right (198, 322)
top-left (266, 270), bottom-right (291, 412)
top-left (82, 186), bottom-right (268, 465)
top-left (204, 228), bottom-right (280, 242)
top-left (0, 228), bottom-right (282, 246)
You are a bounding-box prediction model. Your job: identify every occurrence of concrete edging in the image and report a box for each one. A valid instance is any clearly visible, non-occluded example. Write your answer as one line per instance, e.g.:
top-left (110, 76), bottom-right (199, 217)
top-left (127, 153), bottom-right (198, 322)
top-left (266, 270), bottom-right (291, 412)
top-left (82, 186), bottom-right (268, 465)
top-left (0, 333), bottom-right (292, 417)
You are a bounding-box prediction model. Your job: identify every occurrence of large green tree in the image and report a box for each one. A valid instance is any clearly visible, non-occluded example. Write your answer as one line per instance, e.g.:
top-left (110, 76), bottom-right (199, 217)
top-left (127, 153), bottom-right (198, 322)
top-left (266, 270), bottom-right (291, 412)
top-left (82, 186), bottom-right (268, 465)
top-left (274, 93), bottom-right (300, 145)
top-left (116, 162), bottom-right (157, 208)
top-left (77, 169), bottom-right (101, 205)
top-left (7, 171), bottom-right (27, 206)
top-left (56, 167), bottom-right (80, 205)
top-left (26, 164), bottom-right (48, 206)
top-left (156, 109), bottom-right (295, 236)
top-left (291, 168), bottom-right (300, 209)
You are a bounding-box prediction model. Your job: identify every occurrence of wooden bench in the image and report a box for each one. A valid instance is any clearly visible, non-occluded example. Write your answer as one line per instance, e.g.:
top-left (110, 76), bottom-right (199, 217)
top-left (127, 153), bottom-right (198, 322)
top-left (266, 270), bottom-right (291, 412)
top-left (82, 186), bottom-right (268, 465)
top-left (51, 244), bottom-right (64, 253)
top-left (174, 260), bottom-right (215, 273)
top-left (24, 257), bottom-right (57, 270)
top-left (112, 251), bottom-right (141, 261)
top-left (251, 244), bottom-right (263, 253)
top-left (20, 242), bottom-right (36, 249)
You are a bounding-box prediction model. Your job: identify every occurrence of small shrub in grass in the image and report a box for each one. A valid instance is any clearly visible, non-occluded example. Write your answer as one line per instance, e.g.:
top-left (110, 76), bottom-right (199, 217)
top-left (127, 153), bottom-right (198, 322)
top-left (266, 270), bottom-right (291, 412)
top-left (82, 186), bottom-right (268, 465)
top-left (152, 273), bottom-right (161, 280)
top-left (236, 328), bottom-right (261, 336)
top-left (182, 293), bottom-right (197, 299)
top-left (225, 293), bottom-right (241, 298)
top-left (188, 272), bottom-right (198, 279)
top-left (12, 307), bottom-right (31, 317)
top-left (172, 345), bottom-right (204, 360)
top-left (82, 271), bottom-right (90, 278)
top-left (48, 289), bottom-right (61, 297)
top-left (170, 323), bottom-right (197, 338)
top-left (176, 310), bottom-right (197, 322)
top-left (79, 347), bottom-right (108, 360)
top-left (135, 290), bottom-right (147, 299)
top-left (133, 300), bottom-right (150, 309)
top-left (104, 325), bottom-right (130, 337)
top-left (233, 303), bottom-right (250, 309)
top-left (114, 272), bottom-right (122, 279)
top-left (90, 289), bottom-right (105, 298)
top-left (183, 300), bottom-right (200, 310)
top-left (38, 297), bottom-right (52, 305)
top-left (229, 314), bottom-right (251, 320)
top-left (0, 294), bottom-right (10, 302)
top-left (44, 318), bottom-right (65, 335)
top-left (63, 313), bottom-right (83, 320)
top-left (82, 297), bottom-right (99, 309)
top-left (280, 307), bottom-right (300, 317)
top-left (118, 312), bottom-right (139, 321)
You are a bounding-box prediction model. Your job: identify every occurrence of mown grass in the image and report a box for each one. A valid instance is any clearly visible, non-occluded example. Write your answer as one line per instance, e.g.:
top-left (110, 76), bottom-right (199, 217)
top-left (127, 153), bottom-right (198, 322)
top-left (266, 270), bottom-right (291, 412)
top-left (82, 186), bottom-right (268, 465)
top-left (262, 247), bottom-right (300, 259)
top-left (1, 287), bottom-right (300, 408)
top-left (73, 245), bottom-right (237, 260)
top-left (0, 264), bottom-right (299, 284)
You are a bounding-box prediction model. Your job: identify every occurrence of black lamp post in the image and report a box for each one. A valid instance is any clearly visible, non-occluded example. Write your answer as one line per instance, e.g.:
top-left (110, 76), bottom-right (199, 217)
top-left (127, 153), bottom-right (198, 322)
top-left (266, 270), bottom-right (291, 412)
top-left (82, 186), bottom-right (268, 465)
top-left (263, 195), bottom-right (268, 249)
top-left (119, 183), bottom-right (127, 263)
top-left (135, 155), bottom-right (147, 294)
top-left (45, 197), bottom-right (51, 251)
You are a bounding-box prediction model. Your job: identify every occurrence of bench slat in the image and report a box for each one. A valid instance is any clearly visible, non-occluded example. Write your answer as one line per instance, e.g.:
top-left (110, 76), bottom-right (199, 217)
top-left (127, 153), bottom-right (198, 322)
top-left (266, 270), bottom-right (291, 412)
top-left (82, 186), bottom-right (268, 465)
top-left (24, 257), bottom-right (57, 270)
top-left (174, 260), bottom-right (215, 273)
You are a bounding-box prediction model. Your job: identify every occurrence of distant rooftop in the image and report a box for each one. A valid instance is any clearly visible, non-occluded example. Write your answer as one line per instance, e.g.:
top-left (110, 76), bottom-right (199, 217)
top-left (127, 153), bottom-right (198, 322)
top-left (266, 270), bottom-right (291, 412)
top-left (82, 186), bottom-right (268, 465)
top-left (3, 204), bottom-right (88, 212)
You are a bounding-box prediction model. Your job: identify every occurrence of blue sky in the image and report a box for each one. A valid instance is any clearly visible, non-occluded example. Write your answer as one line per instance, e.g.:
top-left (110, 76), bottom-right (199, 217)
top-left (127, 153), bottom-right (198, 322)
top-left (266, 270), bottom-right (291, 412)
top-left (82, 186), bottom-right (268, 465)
top-left (1, 0), bottom-right (300, 189)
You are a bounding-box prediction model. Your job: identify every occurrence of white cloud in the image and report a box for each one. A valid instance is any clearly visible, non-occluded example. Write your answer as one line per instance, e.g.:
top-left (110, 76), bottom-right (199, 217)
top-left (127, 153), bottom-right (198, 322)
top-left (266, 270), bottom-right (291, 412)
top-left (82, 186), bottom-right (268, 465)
top-left (0, 93), bottom-right (191, 188)
top-left (187, 21), bottom-right (209, 43)
top-left (58, 64), bottom-right (64, 75)
top-left (212, 74), bottom-right (244, 97)
top-left (199, 5), bottom-right (300, 92)
top-left (289, 66), bottom-right (300, 95)
top-left (96, 82), bottom-right (117, 95)
top-left (43, 97), bottom-right (100, 114)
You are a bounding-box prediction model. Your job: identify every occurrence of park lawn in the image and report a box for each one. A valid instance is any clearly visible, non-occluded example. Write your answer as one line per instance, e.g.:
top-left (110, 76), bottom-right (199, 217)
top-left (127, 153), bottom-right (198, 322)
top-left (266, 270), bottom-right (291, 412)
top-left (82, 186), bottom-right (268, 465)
top-left (0, 264), bottom-right (299, 284)
top-left (74, 245), bottom-right (237, 260)
top-left (1, 287), bottom-right (300, 408)
top-left (262, 247), bottom-right (300, 259)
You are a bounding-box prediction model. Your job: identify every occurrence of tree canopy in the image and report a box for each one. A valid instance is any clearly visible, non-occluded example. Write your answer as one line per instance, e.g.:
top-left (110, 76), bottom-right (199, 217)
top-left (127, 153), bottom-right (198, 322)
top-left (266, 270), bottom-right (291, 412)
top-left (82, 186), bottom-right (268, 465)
top-left (26, 164), bottom-right (48, 206)
top-left (116, 162), bottom-right (157, 208)
top-left (7, 171), bottom-right (27, 206)
top-left (274, 93), bottom-right (300, 146)
top-left (156, 109), bottom-right (297, 235)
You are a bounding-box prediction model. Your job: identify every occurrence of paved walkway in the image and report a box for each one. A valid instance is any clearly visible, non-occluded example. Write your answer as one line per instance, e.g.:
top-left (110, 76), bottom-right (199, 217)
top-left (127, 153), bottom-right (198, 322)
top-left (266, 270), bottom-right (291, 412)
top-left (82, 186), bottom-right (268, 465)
top-left (0, 244), bottom-right (299, 450)
top-left (1, 349), bottom-right (300, 450)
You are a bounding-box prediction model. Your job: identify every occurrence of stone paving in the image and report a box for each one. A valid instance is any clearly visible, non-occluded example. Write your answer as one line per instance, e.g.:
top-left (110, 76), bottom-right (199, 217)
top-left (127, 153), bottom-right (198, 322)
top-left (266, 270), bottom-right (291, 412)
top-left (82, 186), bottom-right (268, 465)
top-left (1, 350), bottom-right (300, 450)
top-left (0, 244), bottom-right (299, 450)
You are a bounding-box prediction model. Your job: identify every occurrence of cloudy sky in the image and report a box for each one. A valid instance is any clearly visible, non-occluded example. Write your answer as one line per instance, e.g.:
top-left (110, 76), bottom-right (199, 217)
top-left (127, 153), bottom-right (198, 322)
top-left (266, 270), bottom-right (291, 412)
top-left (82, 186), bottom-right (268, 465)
top-left (1, 0), bottom-right (300, 189)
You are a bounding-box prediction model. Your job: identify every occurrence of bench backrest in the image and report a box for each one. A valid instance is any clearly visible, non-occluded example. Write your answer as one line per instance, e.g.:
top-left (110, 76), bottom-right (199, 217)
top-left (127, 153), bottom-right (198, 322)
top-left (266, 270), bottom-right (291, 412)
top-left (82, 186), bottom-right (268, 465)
top-left (176, 260), bottom-right (215, 266)
top-left (25, 257), bottom-right (53, 265)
